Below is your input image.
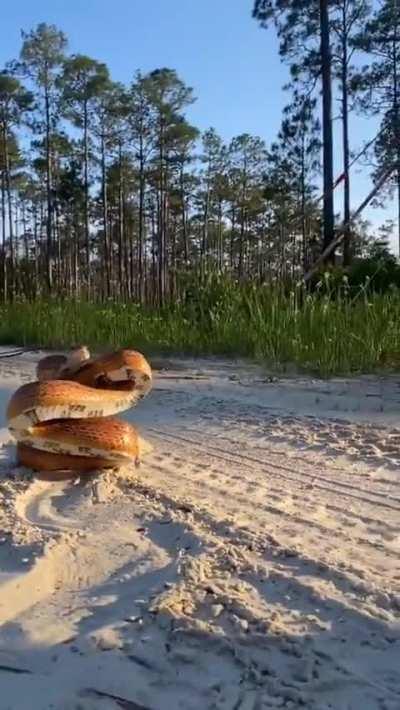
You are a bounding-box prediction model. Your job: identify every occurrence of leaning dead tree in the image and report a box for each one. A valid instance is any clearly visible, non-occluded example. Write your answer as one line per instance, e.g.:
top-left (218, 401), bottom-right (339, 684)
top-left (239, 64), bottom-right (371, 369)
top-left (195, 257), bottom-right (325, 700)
top-left (301, 165), bottom-right (395, 284)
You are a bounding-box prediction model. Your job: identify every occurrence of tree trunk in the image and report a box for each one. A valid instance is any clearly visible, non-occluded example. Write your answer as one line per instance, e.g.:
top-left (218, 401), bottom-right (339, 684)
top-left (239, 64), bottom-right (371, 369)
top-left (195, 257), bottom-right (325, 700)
top-left (33, 202), bottom-right (39, 299)
top-left (2, 128), bottom-right (15, 299)
top-left (158, 119), bottom-right (166, 306)
top-left (180, 165), bottom-right (188, 263)
top-left (238, 164), bottom-right (248, 280)
top-left (101, 130), bottom-right (110, 298)
top-left (118, 141), bottom-right (124, 298)
top-left (54, 197), bottom-right (61, 294)
top-left (83, 99), bottom-right (90, 295)
top-left (320, 0), bottom-right (335, 259)
top-left (151, 200), bottom-right (157, 306)
top-left (164, 184), bottom-right (169, 299)
top-left (202, 184), bottom-right (209, 263)
top-left (230, 206), bottom-right (236, 270)
top-left (300, 139), bottom-right (307, 270)
top-left (1, 166), bottom-right (7, 300)
top-left (397, 167), bottom-right (400, 256)
top-left (238, 208), bottom-right (245, 279)
top-left (73, 220), bottom-right (79, 299)
top-left (392, 20), bottom-right (400, 255)
top-left (341, 4), bottom-right (351, 267)
top-left (217, 198), bottom-right (223, 271)
top-left (44, 81), bottom-right (53, 291)
top-left (108, 211), bottom-right (114, 298)
top-left (14, 201), bottom-right (19, 294)
top-left (21, 199), bottom-right (29, 298)
top-left (138, 136), bottom-right (145, 303)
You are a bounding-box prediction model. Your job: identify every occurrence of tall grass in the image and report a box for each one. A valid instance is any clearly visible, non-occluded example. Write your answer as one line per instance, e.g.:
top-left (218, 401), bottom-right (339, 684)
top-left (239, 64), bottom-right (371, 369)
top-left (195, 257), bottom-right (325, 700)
top-left (0, 277), bottom-right (399, 376)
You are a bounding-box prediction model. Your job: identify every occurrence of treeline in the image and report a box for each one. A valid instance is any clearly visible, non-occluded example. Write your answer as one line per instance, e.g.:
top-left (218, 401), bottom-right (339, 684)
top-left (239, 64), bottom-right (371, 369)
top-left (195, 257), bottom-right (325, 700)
top-left (0, 6), bottom-right (398, 305)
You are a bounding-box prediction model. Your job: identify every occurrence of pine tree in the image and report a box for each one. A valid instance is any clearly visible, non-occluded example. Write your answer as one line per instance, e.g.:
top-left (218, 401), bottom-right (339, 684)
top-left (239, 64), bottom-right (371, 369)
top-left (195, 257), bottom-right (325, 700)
top-left (354, 0), bottom-right (400, 252)
top-left (0, 72), bottom-right (32, 298)
top-left (273, 93), bottom-right (321, 267)
top-left (253, 0), bottom-right (335, 259)
top-left (227, 134), bottom-right (268, 279)
top-left (125, 73), bottom-right (157, 301)
top-left (330, 0), bottom-right (371, 265)
top-left (200, 129), bottom-right (229, 270)
top-left (60, 54), bottom-right (110, 294)
top-left (140, 69), bottom-right (195, 304)
top-left (19, 23), bottom-right (67, 290)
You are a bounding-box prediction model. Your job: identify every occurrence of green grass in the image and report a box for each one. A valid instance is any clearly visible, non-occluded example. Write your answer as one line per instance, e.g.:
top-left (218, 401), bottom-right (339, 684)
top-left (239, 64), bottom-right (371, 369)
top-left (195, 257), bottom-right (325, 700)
top-left (0, 280), bottom-right (399, 377)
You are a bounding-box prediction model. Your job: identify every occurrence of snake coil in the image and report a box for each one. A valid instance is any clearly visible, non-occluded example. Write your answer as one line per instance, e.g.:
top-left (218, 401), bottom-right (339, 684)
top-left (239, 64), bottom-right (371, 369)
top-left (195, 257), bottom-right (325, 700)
top-left (7, 347), bottom-right (152, 475)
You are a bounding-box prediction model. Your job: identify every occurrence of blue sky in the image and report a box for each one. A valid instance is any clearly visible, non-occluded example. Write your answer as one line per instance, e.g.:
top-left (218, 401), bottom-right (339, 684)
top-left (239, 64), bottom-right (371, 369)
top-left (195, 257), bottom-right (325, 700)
top-left (1, 0), bottom-right (397, 251)
top-left (2, 0), bottom-right (285, 140)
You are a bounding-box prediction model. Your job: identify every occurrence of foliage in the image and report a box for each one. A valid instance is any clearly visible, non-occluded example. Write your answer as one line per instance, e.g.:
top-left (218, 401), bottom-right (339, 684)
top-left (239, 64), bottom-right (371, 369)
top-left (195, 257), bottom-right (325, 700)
top-left (0, 280), bottom-right (399, 376)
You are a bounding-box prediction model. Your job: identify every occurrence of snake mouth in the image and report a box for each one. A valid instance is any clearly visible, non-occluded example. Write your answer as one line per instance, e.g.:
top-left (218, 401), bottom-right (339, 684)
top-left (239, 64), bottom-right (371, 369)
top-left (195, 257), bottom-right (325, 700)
top-left (94, 374), bottom-right (137, 391)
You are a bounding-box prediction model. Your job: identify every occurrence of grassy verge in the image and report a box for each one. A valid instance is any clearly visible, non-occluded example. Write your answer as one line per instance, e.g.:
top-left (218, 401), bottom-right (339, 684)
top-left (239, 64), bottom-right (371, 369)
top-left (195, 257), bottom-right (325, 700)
top-left (0, 283), bottom-right (399, 376)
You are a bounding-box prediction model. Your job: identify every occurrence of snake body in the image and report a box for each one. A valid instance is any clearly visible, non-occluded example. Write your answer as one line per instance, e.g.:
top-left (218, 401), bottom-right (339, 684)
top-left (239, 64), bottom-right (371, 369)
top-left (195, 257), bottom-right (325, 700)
top-left (7, 348), bottom-right (152, 473)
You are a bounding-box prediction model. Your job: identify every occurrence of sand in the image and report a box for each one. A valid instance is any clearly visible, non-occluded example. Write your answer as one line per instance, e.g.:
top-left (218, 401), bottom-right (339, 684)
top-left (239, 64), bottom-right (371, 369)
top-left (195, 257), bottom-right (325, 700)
top-left (0, 348), bottom-right (399, 710)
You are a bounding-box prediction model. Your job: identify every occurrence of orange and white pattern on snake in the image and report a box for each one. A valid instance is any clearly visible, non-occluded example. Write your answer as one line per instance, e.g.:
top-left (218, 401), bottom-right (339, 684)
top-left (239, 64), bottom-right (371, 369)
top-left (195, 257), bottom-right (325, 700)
top-left (27, 417), bottom-right (139, 460)
top-left (6, 349), bottom-right (153, 472)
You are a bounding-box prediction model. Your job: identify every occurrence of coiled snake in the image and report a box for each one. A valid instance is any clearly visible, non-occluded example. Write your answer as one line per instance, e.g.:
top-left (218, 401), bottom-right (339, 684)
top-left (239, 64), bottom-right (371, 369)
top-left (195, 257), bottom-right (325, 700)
top-left (6, 347), bottom-right (153, 474)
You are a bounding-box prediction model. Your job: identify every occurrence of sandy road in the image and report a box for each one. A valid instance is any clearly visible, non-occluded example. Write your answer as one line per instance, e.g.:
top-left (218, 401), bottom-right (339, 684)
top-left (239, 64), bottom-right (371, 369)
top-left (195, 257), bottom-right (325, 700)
top-left (0, 353), bottom-right (399, 709)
